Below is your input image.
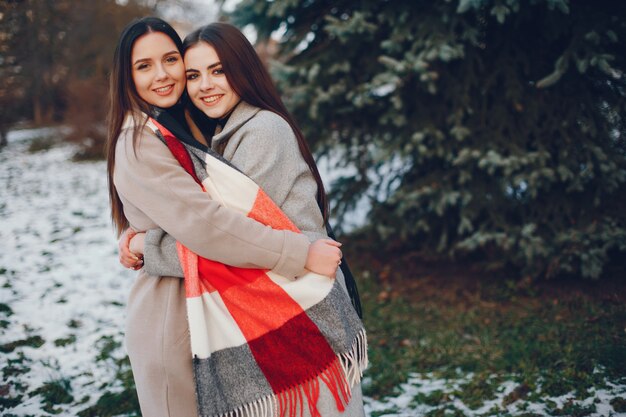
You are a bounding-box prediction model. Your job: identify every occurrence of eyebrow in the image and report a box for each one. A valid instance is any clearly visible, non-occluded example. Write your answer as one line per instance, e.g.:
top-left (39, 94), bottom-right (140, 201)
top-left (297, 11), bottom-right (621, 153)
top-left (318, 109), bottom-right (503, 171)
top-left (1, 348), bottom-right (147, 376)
top-left (186, 61), bottom-right (221, 73)
top-left (133, 50), bottom-right (180, 65)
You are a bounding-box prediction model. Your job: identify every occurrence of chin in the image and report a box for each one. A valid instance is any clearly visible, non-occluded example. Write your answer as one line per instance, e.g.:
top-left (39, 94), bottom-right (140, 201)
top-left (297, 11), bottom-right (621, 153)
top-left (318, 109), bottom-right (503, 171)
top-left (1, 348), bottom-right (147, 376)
top-left (208, 107), bottom-right (229, 119)
top-left (154, 98), bottom-right (178, 108)
top-left (206, 110), bottom-right (223, 119)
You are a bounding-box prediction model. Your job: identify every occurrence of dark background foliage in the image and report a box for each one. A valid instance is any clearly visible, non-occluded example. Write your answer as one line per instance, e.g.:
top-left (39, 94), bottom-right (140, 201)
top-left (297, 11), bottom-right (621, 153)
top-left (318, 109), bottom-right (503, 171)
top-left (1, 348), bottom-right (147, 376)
top-left (231, 0), bottom-right (626, 280)
top-left (0, 0), bottom-right (150, 149)
top-left (1, 0), bottom-right (625, 280)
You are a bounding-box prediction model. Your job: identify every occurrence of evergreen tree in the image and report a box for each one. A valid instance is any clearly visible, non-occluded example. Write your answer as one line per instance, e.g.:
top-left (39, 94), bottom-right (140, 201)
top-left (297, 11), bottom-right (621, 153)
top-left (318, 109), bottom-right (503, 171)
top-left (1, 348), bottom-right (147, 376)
top-left (231, 0), bottom-right (626, 279)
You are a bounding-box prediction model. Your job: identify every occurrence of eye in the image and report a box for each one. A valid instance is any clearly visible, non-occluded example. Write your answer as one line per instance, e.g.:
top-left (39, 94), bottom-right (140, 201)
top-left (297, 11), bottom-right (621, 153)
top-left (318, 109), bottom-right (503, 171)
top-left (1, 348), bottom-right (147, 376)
top-left (137, 63), bottom-right (149, 71)
top-left (165, 55), bottom-right (179, 64)
top-left (186, 73), bottom-right (198, 81)
top-left (212, 67), bottom-right (224, 76)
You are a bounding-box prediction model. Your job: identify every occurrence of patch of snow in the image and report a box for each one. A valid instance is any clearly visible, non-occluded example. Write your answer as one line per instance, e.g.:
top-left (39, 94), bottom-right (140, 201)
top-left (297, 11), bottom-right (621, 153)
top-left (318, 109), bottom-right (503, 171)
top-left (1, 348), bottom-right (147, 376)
top-left (363, 371), bottom-right (626, 417)
top-left (1, 136), bottom-right (134, 416)
top-left (5, 126), bottom-right (70, 143)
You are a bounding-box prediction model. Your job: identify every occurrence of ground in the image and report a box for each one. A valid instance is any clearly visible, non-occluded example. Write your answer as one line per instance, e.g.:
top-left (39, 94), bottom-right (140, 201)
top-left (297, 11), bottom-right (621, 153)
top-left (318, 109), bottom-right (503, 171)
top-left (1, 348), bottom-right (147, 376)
top-left (1, 128), bottom-right (625, 416)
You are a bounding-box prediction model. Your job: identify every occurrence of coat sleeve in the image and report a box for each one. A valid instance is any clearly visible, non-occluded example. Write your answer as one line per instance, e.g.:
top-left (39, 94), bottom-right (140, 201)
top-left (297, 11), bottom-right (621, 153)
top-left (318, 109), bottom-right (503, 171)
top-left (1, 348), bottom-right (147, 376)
top-left (228, 112), bottom-right (326, 237)
top-left (113, 128), bottom-right (309, 278)
top-left (143, 229), bottom-right (184, 277)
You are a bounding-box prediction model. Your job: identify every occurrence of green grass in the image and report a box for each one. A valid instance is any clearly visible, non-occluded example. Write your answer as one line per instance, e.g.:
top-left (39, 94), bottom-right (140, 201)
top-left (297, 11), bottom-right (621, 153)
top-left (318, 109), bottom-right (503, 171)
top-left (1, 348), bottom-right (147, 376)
top-left (32, 379), bottom-right (74, 414)
top-left (0, 335), bottom-right (45, 353)
top-left (54, 334), bottom-right (77, 347)
top-left (77, 385), bottom-right (140, 417)
top-left (351, 253), bottom-right (626, 412)
top-left (411, 390), bottom-right (449, 407)
top-left (545, 399), bottom-right (596, 416)
top-left (67, 319), bottom-right (83, 329)
top-left (453, 373), bottom-right (506, 410)
top-left (77, 335), bottom-right (140, 416)
top-left (424, 405), bottom-right (467, 416)
top-left (611, 397), bottom-right (626, 413)
top-left (0, 302), bottom-right (13, 315)
top-left (369, 407), bottom-right (400, 417)
top-left (27, 137), bottom-right (56, 153)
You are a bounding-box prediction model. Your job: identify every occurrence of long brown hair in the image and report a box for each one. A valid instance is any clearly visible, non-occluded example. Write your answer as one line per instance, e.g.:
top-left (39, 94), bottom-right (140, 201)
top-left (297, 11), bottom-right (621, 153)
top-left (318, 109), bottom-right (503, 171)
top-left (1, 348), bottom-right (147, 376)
top-left (182, 23), bottom-right (329, 221)
top-left (106, 17), bottom-right (183, 236)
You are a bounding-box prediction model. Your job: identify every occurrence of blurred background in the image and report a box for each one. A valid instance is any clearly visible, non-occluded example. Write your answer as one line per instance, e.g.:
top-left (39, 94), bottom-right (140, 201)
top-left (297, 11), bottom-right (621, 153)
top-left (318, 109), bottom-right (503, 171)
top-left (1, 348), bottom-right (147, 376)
top-left (1, 0), bottom-right (625, 416)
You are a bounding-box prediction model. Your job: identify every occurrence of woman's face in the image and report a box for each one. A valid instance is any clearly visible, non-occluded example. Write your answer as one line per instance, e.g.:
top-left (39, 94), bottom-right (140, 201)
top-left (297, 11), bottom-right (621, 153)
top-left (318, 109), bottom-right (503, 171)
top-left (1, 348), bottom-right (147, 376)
top-left (184, 42), bottom-right (240, 119)
top-left (131, 31), bottom-right (185, 108)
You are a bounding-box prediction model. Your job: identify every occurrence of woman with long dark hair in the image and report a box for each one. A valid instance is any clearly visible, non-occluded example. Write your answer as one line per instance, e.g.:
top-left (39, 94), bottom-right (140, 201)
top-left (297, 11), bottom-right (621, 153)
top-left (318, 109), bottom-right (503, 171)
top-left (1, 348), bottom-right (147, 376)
top-left (121, 22), bottom-right (367, 417)
top-left (108, 17), bottom-right (345, 417)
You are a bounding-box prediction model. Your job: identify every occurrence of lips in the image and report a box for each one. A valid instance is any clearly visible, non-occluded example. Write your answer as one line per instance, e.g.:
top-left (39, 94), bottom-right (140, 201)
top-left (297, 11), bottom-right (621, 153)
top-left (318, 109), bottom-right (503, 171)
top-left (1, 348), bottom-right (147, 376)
top-left (200, 95), bottom-right (223, 106)
top-left (152, 84), bottom-right (174, 96)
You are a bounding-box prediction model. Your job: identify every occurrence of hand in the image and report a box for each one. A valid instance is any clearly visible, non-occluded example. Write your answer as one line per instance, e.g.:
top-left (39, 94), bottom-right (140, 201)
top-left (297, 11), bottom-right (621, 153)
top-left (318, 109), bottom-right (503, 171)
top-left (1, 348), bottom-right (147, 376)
top-left (129, 232), bottom-right (146, 257)
top-left (118, 228), bottom-right (143, 270)
top-left (304, 239), bottom-right (343, 278)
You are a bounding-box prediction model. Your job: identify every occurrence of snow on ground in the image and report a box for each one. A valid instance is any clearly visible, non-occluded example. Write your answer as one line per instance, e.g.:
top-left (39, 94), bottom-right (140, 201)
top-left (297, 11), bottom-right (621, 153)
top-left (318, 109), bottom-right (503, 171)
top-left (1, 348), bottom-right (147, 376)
top-left (1, 128), bottom-right (625, 416)
top-left (363, 371), bottom-right (626, 417)
top-left (1, 129), bottom-right (134, 416)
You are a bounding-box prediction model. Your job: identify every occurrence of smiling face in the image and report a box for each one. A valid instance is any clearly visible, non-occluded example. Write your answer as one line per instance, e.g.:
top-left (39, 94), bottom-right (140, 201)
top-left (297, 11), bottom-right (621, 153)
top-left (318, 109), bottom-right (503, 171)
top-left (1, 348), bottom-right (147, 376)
top-left (184, 42), bottom-right (240, 119)
top-left (131, 31), bottom-right (185, 108)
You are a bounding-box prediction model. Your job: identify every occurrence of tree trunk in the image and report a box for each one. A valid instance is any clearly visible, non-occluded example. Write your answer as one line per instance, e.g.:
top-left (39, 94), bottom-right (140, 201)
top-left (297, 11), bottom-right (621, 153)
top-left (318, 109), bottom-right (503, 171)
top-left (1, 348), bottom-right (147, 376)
top-left (33, 95), bottom-right (43, 126)
top-left (0, 129), bottom-right (7, 148)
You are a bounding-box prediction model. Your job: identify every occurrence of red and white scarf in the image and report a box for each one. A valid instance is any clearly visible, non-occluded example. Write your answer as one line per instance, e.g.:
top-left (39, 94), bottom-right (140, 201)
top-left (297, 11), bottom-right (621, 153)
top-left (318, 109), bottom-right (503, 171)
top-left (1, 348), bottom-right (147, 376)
top-left (147, 118), bottom-right (367, 417)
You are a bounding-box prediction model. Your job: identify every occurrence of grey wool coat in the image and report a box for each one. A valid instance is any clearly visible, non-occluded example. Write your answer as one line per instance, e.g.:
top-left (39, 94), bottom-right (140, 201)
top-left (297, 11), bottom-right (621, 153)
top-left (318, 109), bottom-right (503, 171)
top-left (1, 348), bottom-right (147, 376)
top-left (113, 114), bottom-right (313, 417)
top-left (142, 101), bottom-right (365, 417)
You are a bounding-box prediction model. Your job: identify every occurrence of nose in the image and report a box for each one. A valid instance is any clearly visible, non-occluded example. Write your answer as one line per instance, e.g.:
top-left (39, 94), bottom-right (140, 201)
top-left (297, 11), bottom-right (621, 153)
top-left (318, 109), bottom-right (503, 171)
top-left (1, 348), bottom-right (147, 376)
top-left (200, 74), bottom-right (213, 91)
top-left (155, 63), bottom-right (168, 81)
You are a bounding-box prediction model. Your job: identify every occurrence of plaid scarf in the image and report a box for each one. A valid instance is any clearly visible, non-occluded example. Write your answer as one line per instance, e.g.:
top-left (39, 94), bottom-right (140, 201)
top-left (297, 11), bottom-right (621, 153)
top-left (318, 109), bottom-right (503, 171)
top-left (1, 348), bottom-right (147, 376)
top-left (146, 117), bottom-right (367, 417)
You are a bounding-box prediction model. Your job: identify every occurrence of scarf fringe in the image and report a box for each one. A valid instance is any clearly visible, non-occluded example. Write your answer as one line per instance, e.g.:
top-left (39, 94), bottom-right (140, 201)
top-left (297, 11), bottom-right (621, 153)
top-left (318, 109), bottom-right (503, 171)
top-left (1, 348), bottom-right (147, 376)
top-left (200, 329), bottom-right (368, 417)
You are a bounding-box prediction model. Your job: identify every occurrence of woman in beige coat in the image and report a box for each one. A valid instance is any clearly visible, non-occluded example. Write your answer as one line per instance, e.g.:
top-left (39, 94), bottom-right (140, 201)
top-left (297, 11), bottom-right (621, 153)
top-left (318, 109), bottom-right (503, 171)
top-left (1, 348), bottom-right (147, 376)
top-left (107, 17), bottom-right (343, 417)
top-left (121, 23), bottom-right (366, 417)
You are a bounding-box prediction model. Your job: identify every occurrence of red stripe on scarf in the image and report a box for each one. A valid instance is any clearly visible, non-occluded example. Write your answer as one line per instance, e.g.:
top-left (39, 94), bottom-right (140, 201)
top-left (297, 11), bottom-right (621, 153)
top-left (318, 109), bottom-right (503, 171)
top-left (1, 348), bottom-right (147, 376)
top-left (196, 261), bottom-right (341, 393)
top-left (196, 261), bottom-right (302, 339)
top-left (248, 189), bottom-right (299, 232)
top-left (150, 119), bottom-right (202, 186)
top-left (248, 312), bottom-right (338, 392)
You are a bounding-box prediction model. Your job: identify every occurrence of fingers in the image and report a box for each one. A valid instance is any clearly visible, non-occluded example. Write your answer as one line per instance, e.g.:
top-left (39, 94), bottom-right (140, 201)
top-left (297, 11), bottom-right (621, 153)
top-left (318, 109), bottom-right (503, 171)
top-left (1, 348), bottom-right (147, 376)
top-left (321, 239), bottom-right (343, 262)
top-left (305, 239), bottom-right (345, 278)
top-left (320, 238), bottom-right (342, 248)
top-left (118, 229), bottom-right (134, 253)
top-left (332, 247), bottom-right (342, 263)
top-left (119, 241), bottom-right (140, 262)
top-left (120, 227), bottom-right (137, 244)
top-left (118, 228), bottom-right (143, 269)
top-left (120, 252), bottom-right (143, 269)
top-left (120, 253), bottom-right (142, 269)
top-left (130, 259), bottom-right (144, 270)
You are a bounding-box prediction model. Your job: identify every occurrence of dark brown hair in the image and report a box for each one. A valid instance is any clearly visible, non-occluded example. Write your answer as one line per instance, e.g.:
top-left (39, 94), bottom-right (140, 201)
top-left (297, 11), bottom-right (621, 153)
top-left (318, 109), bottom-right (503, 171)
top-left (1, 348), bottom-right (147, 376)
top-left (182, 23), bottom-right (329, 221)
top-left (106, 17), bottom-right (183, 236)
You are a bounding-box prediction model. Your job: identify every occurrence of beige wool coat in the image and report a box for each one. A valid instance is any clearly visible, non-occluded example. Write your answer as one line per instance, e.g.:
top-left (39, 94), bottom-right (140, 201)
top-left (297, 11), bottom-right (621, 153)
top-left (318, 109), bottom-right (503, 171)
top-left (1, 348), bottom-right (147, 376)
top-left (113, 116), bottom-right (313, 417)
top-left (142, 102), bottom-right (365, 417)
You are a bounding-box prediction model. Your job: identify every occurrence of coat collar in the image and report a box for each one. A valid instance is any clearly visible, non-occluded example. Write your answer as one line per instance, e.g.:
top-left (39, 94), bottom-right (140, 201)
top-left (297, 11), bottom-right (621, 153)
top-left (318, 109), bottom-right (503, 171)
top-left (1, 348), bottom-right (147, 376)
top-left (153, 106), bottom-right (209, 152)
top-left (122, 112), bottom-right (148, 131)
top-left (211, 101), bottom-right (261, 148)
top-left (123, 109), bottom-right (209, 152)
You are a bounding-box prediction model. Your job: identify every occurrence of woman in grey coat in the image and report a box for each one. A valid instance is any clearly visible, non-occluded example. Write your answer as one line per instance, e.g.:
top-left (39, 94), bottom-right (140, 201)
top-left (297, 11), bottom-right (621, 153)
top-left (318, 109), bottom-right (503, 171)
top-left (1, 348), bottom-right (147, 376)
top-left (121, 22), bottom-right (366, 417)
